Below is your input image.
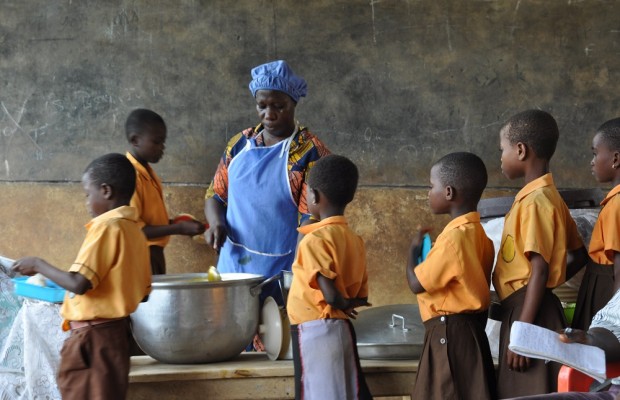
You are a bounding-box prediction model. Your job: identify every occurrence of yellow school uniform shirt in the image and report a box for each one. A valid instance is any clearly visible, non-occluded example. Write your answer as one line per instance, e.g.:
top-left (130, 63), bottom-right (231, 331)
top-left (61, 206), bottom-right (152, 321)
top-left (287, 216), bottom-right (369, 325)
top-left (414, 212), bottom-right (494, 322)
top-left (127, 152), bottom-right (170, 247)
top-left (589, 185), bottom-right (620, 265)
top-left (492, 174), bottom-right (583, 301)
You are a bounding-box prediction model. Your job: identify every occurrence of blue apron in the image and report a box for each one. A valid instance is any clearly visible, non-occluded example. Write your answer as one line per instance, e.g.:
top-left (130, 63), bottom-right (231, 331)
top-left (217, 132), bottom-right (299, 292)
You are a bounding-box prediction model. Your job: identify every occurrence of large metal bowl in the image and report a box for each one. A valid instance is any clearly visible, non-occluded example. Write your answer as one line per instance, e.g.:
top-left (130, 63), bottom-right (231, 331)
top-left (130, 272), bottom-right (267, 364)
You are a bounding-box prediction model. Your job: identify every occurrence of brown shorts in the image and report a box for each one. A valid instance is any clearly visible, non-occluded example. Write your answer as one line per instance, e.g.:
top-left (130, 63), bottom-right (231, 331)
top-left (57, 318), bottom-right (131, 400)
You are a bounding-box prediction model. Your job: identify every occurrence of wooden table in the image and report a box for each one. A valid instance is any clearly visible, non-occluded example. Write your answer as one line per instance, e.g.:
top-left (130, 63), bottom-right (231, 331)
top-left (128, 353), bottom-right (417, 399)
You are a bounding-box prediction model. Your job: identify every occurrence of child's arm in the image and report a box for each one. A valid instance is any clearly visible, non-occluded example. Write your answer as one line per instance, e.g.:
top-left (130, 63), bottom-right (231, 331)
top-left (12, 257), bottom-right (91, 295)
top-left (565, 245), bottom-right (588, 281)
top-left (406, 229), bottom-right (430, 294)
top-left (316, 274), bottom-right (370, 319)
top-left (143, 220), bottom-right (205, 240)
top-left (614, 252), bottom-right (620, 292)
top-left (507, 252), bottom-right (549, 372)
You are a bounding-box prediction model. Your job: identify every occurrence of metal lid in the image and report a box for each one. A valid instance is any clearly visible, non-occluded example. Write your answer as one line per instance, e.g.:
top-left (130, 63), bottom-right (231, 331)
top-left (352, 304), bottom-right (424, 360)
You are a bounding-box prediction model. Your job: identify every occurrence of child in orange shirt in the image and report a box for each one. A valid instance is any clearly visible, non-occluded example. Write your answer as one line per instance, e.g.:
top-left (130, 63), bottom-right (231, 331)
top-left (125, 109), bottom-right (205, 274)
top-left (286, 154), bottom-right (372, 400)
top-left (12, 153), bottom-right (151, 400)
top-left (572, 117), bottom-right (620, 330)
top-left (407, 152), bottom-right (497, 400)
top-left (493, 110), bottom-right (588, 397)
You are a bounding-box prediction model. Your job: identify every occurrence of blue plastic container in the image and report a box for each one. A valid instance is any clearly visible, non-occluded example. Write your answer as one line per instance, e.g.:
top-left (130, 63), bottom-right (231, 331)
top-left (12, 276), bottom-right (66, 303)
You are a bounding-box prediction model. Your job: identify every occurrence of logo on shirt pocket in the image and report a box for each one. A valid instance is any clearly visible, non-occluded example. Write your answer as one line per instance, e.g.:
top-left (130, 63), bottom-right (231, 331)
top-left (501, 235), bottom-right (515, 263)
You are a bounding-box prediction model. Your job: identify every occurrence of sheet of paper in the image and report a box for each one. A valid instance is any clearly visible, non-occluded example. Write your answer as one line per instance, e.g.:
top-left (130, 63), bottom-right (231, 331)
top-left (509, 321), bottom-right (607, 382)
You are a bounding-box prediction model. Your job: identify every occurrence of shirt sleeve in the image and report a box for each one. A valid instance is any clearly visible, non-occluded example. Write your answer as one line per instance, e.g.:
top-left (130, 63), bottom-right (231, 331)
top-left (130, 174), bottom-right (146, 228)
top-left (69, 222), bottom-right (120, 289)
top-left (602, 197), bottom-right (620, 260)
top-left (521, 201), bottom-right (555, 263)
top-left (415, 235), bottom-right (460, 293)
top-left (298, 235), bottom-right (338, 290)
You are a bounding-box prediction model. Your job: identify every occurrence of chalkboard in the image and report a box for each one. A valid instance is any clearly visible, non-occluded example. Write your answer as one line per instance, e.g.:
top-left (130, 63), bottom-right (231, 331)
top-left (2, 1), bottom-right (620, 188)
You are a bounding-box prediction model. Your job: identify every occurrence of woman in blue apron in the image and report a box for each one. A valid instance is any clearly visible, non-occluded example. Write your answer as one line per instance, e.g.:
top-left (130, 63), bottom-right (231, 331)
top-left (204, 60), bottom-right (330, 304)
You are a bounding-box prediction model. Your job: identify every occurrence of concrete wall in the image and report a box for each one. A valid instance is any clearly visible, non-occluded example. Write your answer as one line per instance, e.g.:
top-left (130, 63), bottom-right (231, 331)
top-left (1, 0), bottom-right (617, 305)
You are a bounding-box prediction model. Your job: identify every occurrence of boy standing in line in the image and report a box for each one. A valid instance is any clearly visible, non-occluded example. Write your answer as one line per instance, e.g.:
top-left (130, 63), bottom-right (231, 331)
top-left (12, 153), bottom-right (151, 400)
top-left (407, 152), bottom-right (497, 400)
top-left (125, 109), bottom-right (205, 274)
top-left (494, 110), bottom-right (588, 397)
top-left (286, 154), bottom-right (372, 400)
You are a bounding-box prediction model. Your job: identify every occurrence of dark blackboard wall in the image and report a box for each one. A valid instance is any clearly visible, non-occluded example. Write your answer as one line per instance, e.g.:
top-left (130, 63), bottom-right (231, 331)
top-left (2, 1), bottom-right (619, 188)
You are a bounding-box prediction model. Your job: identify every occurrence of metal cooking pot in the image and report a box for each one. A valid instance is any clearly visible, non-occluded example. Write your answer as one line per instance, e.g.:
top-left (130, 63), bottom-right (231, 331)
top-left (352, 304), bottom-right (425, 360)
top-left (131, 272), bottom-right (277, 364)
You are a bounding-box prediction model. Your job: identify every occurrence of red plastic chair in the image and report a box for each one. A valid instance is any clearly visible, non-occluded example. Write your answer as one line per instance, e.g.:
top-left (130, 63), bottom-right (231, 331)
top-left (558, 362), bottom-right (620, 392)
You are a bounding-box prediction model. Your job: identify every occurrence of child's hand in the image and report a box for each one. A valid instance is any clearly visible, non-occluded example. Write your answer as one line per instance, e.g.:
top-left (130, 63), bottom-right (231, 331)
top-left (506, 348), bottom-right (531, 372)
top-left (410, 227), bottom-right (432, 250)
top-left (11, 257), bottom-right (42, 276)
top-left (344, 298), bottom-right (372, 319)
top-left (177, 220), bottom-right (207, 236)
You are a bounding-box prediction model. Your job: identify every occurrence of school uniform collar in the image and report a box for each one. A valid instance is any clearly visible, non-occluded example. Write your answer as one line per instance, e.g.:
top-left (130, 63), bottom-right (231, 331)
top-left (85, 206), bottom-right (138, 230)
top-left (297, 215), bottom-right (348, 235)
top-left (601, 184), bottom-right (620, 206)
top-left (514, 173), bottom-right (554, 203)
top-left (442, 211), bottom-right (481, 233)
top-left (126, 152), bottom-right (161, 187)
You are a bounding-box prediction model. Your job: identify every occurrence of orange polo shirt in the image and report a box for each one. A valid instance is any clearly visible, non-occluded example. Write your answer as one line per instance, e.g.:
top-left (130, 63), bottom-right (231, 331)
top-left (127, 152), bottom-right (170, 247)
top-left (61, 206), bottom-right (152, 321)
top-left (492, 174), bottom-right (583, 301)
top-left (588, 184), bottom-right (620, 265)
top-left (287, 216), bottom-right (369, 325)
top-left (414, 212), bottom-right (494, 322)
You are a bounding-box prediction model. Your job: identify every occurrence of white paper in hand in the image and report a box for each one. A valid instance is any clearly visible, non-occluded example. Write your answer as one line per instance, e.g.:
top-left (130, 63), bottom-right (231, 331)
top-left (509, 321), bottom-right (607, 382)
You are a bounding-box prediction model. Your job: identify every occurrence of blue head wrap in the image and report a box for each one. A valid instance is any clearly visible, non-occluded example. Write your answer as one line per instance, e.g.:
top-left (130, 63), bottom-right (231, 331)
top-left (248, 60), bottom-right (307, 103)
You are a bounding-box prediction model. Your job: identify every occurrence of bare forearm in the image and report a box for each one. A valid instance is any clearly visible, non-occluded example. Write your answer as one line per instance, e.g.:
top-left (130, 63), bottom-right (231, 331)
top-left (205, 197), bottom-right (226, 227)
top-left (519, 255), bottom-right (549, 323)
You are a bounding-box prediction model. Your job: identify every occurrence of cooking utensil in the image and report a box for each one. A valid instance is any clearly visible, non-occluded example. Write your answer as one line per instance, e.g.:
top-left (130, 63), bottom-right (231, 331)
top-left (130, 272), bottom-right (270, 364)
top-left (258, 296), bottom-right (292, 360)
top-left (352, 304), bottom-right (425, 360)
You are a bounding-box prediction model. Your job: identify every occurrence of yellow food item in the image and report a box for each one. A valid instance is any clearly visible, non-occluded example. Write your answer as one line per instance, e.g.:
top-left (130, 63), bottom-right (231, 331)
top-left (207, 266), bottom-right (222, 282)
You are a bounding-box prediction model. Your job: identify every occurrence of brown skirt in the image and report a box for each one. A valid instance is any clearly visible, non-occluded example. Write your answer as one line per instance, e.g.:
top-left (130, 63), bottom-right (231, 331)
top-left (572, 262), bottom-right (615, 330)
top-left (412, 311), bottom-right (497, 400)
top-left (497, 286), bottom-right (567, 398)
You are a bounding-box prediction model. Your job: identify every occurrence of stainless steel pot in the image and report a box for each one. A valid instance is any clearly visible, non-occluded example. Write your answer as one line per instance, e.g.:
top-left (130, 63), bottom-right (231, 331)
top-left (130, 272), bottom-right (276, 364)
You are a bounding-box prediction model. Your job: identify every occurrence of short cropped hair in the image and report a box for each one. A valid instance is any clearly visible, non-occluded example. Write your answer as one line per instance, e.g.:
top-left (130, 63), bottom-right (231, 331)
top-left (84, 153), bottom-right (136, 201)
top-left (596, 118), bottom-right (620, 151)
top-left (125, 109), bottom-right (166, 140)
top-left (504, 109), bottom-right (559, 160)
top-left (434, 152), bottom-right (488, 203)
top-left (308, 154), bottom-right (359, 208)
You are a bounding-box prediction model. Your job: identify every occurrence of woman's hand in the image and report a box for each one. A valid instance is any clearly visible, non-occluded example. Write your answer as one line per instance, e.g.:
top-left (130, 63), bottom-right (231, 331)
top-left (204, 224), bottom-right (228, 252)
